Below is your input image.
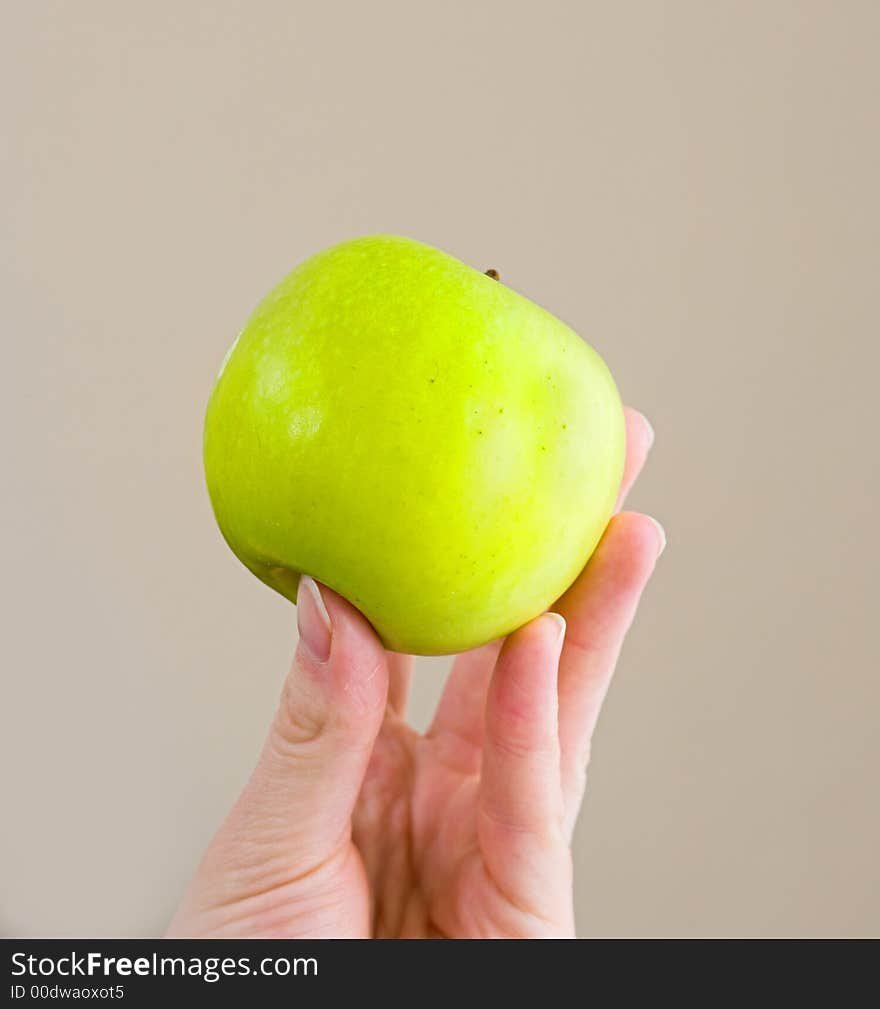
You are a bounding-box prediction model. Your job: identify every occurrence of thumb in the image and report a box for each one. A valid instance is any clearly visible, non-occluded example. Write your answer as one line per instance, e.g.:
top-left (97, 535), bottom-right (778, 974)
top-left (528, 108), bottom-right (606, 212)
top-left (210, 577), bottom-right (389, 883)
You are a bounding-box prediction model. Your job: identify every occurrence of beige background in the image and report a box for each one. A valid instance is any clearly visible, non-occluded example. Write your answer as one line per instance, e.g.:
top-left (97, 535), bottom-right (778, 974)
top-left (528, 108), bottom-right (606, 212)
top-left (2, 0), bottom-right (878, 937)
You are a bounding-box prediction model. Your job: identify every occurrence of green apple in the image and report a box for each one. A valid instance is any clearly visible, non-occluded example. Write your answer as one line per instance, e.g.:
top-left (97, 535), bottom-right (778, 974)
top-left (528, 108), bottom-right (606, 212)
top-left (204, 236), bottom-right (625, 655)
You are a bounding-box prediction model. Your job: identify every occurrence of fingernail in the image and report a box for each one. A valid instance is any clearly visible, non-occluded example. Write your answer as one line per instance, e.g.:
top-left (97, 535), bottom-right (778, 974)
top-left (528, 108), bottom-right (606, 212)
top-left (649, 517), bottom-right (667, 556)
top-left (545, 612), bottom-right (567, 644)
top-left (640, 413), bottom-right (655, 449)
top-left (297, 576), bottom-right (332, 662)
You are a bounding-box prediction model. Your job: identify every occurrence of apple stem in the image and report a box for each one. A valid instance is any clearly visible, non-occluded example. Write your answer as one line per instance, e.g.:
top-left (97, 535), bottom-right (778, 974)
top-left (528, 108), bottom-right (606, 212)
top-left (485, 268), bottom-right (500, 281)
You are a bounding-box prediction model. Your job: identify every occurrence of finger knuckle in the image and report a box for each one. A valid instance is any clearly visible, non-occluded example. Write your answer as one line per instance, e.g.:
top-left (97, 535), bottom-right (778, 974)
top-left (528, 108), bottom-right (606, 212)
top-left (273, 676), bottom-right (328, 748)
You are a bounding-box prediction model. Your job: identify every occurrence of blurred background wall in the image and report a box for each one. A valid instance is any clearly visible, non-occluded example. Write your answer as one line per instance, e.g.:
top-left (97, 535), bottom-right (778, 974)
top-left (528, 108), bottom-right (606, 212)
top-left (2, 0), bottom-right (878, 937)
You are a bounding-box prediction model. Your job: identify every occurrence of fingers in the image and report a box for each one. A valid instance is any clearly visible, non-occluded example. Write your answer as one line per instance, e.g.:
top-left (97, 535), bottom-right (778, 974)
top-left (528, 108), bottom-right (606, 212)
top-left (616, 407), bottom-right (654, 511)
top-left (206, 577), bottom-right (390, 888)
top-left (478, 613), bottom-right (566, 843)
top-left (386, 651), bottom-right (414, 718)
top-left (426, 640), bottom-right (502, 767)
top-left (426, 405), bottom-right (650, 753)
top-left (555, 512), bottom-right (665, 836)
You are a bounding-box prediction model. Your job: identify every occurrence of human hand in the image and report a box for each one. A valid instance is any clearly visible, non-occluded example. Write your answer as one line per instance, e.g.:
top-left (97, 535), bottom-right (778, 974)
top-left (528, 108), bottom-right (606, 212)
top-left (167, 407), bottom-right (662, 938)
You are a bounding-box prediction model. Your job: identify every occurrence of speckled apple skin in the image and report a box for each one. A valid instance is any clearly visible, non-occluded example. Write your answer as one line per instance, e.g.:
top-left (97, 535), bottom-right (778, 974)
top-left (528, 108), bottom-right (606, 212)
top-left (204, 235), bottom-right (625, 655)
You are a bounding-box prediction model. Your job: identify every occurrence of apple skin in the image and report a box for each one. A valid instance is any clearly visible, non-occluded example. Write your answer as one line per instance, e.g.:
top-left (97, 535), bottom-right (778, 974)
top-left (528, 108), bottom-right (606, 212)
top-left (204, 236), bottom-right (625, 655)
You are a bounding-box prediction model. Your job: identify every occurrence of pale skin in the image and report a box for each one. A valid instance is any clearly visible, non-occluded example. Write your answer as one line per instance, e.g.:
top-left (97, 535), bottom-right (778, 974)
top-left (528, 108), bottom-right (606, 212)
top-left (168, 408), bottom-right (663, 938)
